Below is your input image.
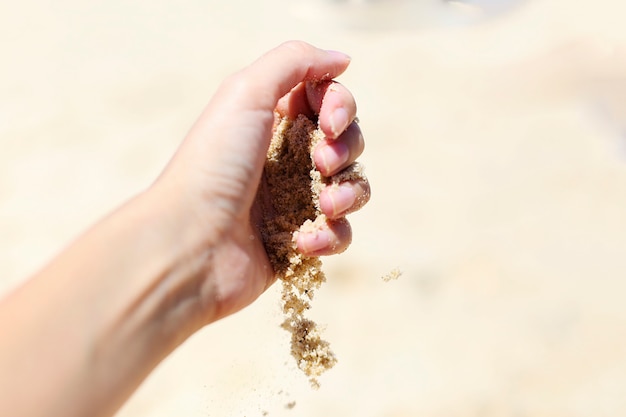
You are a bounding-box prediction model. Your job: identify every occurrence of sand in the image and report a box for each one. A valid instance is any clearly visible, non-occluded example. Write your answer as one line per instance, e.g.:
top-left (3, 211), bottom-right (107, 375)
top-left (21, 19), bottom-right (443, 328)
top-left (382, 267), bottom-right (402, 282)
top-left (258, 114), bottom-right (366, 388)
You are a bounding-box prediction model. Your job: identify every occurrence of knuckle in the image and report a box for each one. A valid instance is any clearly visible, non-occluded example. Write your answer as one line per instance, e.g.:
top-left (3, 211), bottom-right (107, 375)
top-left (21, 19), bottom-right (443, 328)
top-left (221, 71), bottom-right (253, 98)
top-left (280, 40), bottom-right (313, 55)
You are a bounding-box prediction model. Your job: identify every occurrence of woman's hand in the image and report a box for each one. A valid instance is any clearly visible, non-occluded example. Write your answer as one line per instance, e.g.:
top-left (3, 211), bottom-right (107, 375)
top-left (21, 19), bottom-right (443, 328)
top-left (0, 41), bottom-right (370, 417)
top-left (156, 41), bottom-right (370, 324)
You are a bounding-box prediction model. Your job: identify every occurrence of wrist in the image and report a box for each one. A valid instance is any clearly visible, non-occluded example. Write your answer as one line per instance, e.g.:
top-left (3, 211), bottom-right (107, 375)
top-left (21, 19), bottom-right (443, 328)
top-left (81, 185), bottom-right (219, 415)
top-left (123, 184), bottom-right (219, 337)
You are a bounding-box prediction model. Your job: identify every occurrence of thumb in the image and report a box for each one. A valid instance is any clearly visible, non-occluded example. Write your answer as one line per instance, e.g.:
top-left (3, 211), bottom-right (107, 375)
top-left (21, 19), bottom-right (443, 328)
top-left (198, 41), bottom-right (352, 145)
top-left (236, 41), bottom-right (352, 113)
top-left (185, 41), bottom-right (351, 203)
top-left (167, 42), bottom-right (351, 223)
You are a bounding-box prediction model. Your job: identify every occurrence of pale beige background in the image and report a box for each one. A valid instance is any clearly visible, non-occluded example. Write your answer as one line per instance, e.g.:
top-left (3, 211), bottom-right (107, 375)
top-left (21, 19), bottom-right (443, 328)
top-left (2, 1), bottom-right (626, 416)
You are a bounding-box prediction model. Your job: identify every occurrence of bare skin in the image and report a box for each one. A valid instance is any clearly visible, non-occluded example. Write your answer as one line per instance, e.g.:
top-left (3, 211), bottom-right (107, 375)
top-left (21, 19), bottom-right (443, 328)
top-left (0, 41), bottom-right (370, 417)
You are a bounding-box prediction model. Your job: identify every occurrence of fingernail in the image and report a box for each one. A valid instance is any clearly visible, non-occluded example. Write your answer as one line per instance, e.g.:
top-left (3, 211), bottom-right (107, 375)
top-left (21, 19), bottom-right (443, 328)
top-left (318, 141), bottom-right (349, 175)
top-left (298, 229), bottom-right (332, 254)
top-left (328, 184), bottom-right (356, 217)
top-left (325, 50), bottom-right (352, 61)
top-left (329, 107), bottom-right (349, 138)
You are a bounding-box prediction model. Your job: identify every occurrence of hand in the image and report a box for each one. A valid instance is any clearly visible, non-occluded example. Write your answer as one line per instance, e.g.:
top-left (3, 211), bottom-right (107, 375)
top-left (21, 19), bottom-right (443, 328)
top-left (154, 41), bottom-right (370, 325)
top-left (0, 41), bottom-right (370, 417)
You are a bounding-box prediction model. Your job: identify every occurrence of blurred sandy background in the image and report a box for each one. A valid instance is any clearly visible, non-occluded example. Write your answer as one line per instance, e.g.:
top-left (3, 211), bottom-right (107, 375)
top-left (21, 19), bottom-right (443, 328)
top-left (2, 0), bottom-right (626, 416)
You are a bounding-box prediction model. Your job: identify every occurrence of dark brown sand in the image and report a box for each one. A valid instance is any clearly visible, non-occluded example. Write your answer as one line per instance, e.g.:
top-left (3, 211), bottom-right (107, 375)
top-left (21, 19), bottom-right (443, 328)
top-left (257, 114), bottom-right (365, 388)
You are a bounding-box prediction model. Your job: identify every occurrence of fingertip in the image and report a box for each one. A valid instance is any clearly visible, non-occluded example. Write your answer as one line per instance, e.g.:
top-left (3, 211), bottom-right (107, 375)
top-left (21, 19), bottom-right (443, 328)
top-left (232, 41), bottom-right (352, 114)
top-left (319, 177), bottom-right (371, 219)
top-left (313, 122), bottom-right (364, 176)
top-left (324, 49), bottom-right (352, 62)
top-left (329, 108), bottom-right (350, 138)
top-left (296, 217), bottom-right (352, 256)
top-left (318, 83), bottom-right (357, 140)
top-left (319, 183), bottom-right (356, 219)
top-left (314, 140), bottom-right (350, 177)
top-left (296, 228), bottom-right (333, 255)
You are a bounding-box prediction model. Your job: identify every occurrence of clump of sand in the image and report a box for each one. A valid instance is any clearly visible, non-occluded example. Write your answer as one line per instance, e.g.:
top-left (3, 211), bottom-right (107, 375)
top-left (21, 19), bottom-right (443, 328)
top-left (382, 267), bottom-right (403, 282)
top-left (257, 114), bottom-right (364, 388)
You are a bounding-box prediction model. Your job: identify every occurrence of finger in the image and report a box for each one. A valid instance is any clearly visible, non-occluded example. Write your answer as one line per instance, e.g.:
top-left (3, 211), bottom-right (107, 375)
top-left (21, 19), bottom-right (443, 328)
top-left (275, 75), bottom-right (358, 123)
top-left (313, 121), bottom-right (364, 177)
top-left (306, 80), bottom-right (357, 139)
top-left (187, 41), bottom-right (351, 210)
top-left (234, 41), bottom-right (351, 114)
top-left (318, 178), bottom-right (371, 220)
top-left (275, 82), bottom-right (316, 120)
top-left (296, 217), bottom-right (352, 257)
top-left (203, 41), bottom-right (350, 143)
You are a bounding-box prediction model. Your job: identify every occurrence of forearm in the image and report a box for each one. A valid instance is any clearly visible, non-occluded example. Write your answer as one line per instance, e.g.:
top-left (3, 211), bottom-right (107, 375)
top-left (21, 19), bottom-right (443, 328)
top-left (0, 186), bottom-right (210, 417)
top-left (0, 41), bottom-right (359, 417)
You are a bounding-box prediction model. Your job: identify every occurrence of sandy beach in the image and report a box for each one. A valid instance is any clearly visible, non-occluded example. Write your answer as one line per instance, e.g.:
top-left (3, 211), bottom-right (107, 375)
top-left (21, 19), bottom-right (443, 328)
top-left (2, 0), bottom-right (626, 415)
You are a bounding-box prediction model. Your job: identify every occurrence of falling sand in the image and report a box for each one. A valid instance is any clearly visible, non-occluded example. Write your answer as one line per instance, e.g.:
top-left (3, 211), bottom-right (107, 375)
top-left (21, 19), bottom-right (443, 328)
top-left (257, 114), bottom-right (365, 388)
top-left (382, 267), bottom-right (403, 282)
